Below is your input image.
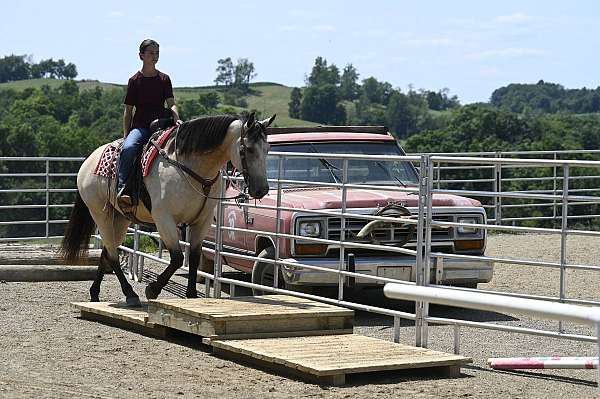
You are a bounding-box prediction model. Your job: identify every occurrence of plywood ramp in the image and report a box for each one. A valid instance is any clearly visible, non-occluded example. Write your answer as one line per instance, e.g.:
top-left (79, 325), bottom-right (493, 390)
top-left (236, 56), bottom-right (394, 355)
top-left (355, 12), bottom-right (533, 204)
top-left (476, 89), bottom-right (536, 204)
top-left (148, 295), bottom-right (354, 340)
top-left (71, 302), bottom-right (168, 337)
top-left (210, 334), bottom-right (472, 385)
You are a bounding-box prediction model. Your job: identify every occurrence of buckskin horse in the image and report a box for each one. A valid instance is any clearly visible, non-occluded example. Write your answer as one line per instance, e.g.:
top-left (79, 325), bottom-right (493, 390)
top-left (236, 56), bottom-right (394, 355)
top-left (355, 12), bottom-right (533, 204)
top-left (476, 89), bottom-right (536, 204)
top-left (60, 113), bottom-right (274, 306)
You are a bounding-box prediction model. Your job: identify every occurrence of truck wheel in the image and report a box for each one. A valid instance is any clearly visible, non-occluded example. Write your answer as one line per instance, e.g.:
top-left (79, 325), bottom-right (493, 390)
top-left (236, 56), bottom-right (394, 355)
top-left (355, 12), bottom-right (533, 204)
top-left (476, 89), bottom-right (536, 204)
top-left (252, 247), bottom-right (280, 295)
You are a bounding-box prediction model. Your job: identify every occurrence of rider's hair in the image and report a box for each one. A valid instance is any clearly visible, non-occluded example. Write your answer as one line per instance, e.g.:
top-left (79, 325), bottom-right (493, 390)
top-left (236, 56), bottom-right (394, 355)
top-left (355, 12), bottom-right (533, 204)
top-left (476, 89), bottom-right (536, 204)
top-left (139, 39), bottom-right (159, 60)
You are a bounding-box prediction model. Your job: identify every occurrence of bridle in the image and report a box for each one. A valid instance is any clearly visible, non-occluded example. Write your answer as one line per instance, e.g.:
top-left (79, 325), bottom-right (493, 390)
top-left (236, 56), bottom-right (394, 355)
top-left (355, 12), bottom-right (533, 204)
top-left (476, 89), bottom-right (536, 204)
top-left (238, 119), bottom-right (267, 186)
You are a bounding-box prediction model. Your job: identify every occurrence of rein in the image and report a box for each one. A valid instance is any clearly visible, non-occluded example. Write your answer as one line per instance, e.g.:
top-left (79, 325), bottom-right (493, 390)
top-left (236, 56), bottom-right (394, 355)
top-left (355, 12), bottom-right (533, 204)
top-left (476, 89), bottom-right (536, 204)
top-left (148, 120), bottom-right (257, 202)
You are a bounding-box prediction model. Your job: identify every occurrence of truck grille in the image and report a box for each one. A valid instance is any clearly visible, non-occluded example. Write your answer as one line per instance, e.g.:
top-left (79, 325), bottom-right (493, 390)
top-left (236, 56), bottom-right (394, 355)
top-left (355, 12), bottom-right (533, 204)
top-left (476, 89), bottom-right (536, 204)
top-left (327, 215), bottom-right (453, 244)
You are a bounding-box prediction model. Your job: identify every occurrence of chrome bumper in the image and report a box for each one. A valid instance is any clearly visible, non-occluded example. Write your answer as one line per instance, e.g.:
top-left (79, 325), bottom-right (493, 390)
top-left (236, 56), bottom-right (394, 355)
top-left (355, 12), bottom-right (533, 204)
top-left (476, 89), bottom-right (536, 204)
top-left (280, 256), bottom-right (493, 286)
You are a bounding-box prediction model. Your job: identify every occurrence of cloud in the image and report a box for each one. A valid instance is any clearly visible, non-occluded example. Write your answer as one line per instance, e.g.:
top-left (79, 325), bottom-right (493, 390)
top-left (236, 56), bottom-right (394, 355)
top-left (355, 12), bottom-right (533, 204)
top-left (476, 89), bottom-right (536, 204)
top-left (466, 47), bottom-right (547, 60)
top-left (479, 66), bottom-right (502, 77)
top-left (279, 25), bottom-right (297, 32)
top-left (313, 25), bottom-right (336, 32)
top-left (495, 12), bottom-right (532, 24)
top-left (398, 37), bottom-right (460, 47)
top-left (108, 11), bottom-right (124, 18)
top-left (153, 15), bottom-right (173, 24)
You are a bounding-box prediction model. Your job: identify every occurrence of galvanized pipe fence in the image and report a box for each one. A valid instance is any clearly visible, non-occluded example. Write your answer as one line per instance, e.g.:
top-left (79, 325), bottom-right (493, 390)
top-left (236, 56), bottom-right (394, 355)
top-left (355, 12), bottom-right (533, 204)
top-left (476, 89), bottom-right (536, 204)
top-left (3, 152), bottom-right (600, 360)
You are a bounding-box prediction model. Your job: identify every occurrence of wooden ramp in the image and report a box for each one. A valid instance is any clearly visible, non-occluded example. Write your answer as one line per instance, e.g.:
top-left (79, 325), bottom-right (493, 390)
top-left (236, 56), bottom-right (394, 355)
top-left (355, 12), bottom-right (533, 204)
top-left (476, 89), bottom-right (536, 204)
top-left (71, 301), bottom-right (168, 338)
top-left (147, 295), bottom-right (354, 340)
top-left (71, 295), bottom-right (471, 385)
top-left (209, 334), bottom-right (471, 385)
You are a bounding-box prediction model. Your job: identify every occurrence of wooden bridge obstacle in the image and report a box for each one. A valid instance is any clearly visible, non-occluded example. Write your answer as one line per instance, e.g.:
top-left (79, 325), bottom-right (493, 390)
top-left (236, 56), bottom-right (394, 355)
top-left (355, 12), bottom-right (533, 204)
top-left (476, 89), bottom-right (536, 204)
top-left (72, 295), bottom-right (471, 385)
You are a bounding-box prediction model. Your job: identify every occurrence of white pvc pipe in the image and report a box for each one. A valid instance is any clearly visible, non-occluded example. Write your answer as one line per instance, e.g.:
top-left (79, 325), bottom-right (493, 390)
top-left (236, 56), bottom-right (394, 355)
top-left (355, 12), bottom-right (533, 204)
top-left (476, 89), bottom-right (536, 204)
top-left (383, 283), bottom-right (600, 326)
top-left (488, 356), bottom-right (598, 370)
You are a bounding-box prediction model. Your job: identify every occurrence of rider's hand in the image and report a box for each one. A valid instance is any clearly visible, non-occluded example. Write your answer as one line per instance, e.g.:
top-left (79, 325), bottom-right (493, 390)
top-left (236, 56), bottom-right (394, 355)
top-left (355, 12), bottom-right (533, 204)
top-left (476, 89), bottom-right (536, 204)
top-left (176, 119), bottom-right (183, 126)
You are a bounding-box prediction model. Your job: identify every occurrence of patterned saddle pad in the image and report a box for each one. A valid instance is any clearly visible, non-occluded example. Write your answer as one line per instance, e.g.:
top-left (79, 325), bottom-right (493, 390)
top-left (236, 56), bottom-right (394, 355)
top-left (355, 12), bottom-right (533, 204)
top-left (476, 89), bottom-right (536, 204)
top-left (93, 126), bottom-right (176, 179)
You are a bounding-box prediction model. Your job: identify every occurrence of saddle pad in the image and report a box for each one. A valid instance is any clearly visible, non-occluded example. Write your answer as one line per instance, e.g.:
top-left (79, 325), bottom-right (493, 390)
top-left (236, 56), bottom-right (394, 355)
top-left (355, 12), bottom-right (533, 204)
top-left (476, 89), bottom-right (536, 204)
top-left (141, 126), bottom-right (176, 177)
top-left (94, 140), bottom-right (122, 178)
top-left (93, 126), bottom-right (176, 179)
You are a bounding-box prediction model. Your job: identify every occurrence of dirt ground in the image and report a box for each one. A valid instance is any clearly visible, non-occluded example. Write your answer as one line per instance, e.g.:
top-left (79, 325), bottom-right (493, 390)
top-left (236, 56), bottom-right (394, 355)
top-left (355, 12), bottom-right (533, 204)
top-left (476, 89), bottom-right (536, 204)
top-left (2, 233), bottom-right (600, 399)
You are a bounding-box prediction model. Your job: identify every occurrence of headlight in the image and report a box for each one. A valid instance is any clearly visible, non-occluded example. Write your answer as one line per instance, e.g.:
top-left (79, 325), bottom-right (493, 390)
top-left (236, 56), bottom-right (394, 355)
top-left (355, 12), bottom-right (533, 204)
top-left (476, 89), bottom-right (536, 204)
top-left (299, 221), bottom-right (322, 237)
top-left (457, 217), bottom-right (478, 234)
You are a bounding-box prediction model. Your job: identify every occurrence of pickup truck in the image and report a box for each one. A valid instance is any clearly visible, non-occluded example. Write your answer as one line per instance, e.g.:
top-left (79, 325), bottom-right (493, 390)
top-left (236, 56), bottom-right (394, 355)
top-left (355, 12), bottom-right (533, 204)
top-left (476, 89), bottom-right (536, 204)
top-left (201, 126), bottom-right (493, 294)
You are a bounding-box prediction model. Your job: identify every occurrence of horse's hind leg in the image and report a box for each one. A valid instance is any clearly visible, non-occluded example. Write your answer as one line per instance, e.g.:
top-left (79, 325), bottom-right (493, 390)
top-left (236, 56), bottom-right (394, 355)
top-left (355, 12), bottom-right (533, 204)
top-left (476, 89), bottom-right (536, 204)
top-left (91, 208), bottom-right (141, 307)
top-left (89, 247), bottom-right (111, 302)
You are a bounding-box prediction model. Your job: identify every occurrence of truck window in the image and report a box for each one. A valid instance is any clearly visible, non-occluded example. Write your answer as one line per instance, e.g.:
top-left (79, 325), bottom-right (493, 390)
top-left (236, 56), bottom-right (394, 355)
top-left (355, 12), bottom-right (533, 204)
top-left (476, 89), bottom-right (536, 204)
top-left (267, 141), bottom-right (419, 187)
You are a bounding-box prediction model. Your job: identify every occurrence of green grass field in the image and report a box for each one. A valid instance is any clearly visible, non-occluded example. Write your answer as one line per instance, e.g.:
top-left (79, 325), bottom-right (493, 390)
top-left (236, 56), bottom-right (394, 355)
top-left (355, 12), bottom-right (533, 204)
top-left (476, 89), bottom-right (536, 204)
top-left (0, 78), bottom-right (317, 127)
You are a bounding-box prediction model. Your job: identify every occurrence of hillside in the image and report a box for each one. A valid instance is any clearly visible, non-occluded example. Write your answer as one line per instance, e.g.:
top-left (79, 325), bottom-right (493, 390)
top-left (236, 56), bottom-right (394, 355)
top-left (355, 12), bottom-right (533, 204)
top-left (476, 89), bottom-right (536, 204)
top-left (0, 79), bottom-right (316, 127)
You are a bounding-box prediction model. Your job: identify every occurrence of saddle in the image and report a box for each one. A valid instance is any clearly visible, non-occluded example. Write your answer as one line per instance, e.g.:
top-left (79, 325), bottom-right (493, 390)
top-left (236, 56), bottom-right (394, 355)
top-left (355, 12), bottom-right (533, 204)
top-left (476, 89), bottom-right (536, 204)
top-left (94, 118), bottom-right (177, 222)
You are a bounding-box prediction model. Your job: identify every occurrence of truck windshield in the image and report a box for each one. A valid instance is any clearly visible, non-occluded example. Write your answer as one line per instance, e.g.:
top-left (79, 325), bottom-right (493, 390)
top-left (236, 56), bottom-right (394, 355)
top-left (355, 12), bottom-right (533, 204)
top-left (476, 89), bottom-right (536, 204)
top-left (267, 141), bottom-right (419, 187)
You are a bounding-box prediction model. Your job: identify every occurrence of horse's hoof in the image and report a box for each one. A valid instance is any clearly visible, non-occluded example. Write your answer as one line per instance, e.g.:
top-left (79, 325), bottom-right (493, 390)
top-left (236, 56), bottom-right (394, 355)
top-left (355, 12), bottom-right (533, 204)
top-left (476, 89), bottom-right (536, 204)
top-left (126, 296), bottom-right (142, 307)
top-left (145, 284), bottom-right (159, 300)
top-left (186, 290), bottom-right (198, 299)
top-left (90, 297), bottom-right (100, 302)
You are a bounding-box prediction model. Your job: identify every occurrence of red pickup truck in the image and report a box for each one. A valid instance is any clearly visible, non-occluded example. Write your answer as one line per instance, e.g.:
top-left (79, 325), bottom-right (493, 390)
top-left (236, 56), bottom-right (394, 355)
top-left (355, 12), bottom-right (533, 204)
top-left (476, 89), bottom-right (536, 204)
top-left (202, 126), bottom-right (493, 294)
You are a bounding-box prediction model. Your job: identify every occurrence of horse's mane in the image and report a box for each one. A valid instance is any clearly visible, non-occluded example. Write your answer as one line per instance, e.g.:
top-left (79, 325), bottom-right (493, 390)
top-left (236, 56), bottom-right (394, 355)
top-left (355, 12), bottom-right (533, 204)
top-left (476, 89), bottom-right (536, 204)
top-left (176, 115), bottom-right (239, 155)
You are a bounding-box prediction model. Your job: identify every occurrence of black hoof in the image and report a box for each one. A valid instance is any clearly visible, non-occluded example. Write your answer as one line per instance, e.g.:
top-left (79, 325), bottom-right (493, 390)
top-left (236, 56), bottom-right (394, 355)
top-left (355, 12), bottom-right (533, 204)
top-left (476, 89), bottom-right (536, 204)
top-left (186, 290), bottom-right (198, 299)
top-left (145, 284), bottom-right (159, 300)
top-left (90, 296), bottom-right (100, 302)
top-left (125, 296), bottom-right (142, 307)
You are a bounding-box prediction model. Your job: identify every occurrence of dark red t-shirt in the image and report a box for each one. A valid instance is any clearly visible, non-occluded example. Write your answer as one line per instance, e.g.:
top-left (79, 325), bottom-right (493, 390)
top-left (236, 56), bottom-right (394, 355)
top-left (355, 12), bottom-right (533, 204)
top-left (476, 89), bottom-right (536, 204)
top-left (124, 71), bottom-right (174, 131)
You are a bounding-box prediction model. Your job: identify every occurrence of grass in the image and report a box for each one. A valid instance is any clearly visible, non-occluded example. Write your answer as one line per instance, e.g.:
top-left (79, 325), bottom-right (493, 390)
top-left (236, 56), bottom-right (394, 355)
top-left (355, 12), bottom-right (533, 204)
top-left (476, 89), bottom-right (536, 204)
top-left (0, 78), bottom-right (317, 127)
top-left (0, 78), bottom-right (122, 92)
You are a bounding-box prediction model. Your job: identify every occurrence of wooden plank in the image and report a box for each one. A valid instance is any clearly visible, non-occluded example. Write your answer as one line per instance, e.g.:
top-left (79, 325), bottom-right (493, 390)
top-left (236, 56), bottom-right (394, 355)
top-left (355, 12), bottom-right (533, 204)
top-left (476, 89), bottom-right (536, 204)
top-left (149, 295), bottom-right (353, 321)
top-left (201, 328), bottom-right (353, 345)
top-left (0, 244), bottom-right (101, 265)
top-left (148, 300), bottom-right (353, 339)
top-left (210, 335), bottom-right (471, 377)
top-left (71, 302), bottom-right (150, 326)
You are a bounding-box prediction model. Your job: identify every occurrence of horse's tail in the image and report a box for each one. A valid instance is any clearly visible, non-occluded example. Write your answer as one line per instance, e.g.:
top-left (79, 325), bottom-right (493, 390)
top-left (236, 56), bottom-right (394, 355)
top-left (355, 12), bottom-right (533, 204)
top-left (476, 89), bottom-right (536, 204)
top-left (60, 191), bottom-right (96, 263)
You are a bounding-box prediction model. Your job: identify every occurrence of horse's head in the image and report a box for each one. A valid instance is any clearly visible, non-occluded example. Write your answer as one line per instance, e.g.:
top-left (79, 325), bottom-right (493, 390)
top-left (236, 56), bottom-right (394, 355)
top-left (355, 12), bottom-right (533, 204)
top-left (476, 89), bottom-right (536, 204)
top-left (236, 112), bottom-right (274, 199)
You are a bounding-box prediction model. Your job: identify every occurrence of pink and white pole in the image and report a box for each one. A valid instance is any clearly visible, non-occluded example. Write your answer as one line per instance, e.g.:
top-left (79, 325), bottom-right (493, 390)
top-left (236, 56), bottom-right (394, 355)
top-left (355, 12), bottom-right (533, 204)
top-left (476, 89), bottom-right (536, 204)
top-left (488, 356), bottom-right (598, 370)
top-left (383, 284), bottom-right (600, 393)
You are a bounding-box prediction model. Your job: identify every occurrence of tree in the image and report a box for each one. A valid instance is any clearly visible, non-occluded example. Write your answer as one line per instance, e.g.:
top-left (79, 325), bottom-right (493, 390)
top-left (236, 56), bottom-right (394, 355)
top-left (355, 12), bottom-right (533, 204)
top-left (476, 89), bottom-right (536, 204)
top-left (339, 64), bottom-right (360, 101)
top-left (214, 57), bottom-right (234, 87)
top-left (288, 87), bottom-right (302, 118)
top-left (306, 57), bottom-right (340, 87)
top-left (301, 84), bottom-right (342, 124)
top-left (233, 58), bottom-right (256, 91)
top-left (198, 91), bottom-right (219, 109)
top-left (0, 55), bottom-right (31, 83)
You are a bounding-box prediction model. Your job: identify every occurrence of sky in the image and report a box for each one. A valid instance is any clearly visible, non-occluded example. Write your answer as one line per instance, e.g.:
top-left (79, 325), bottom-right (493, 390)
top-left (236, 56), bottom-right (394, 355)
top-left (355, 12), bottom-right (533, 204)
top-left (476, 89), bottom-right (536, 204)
top-left (2, 1), bottom-right (600, 103)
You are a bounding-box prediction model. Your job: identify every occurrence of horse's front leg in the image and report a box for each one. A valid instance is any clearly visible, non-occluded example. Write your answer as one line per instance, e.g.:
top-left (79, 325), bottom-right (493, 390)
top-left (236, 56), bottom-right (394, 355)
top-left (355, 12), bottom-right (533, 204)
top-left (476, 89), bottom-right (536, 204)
top-left (185, 221), bottom-right (212, 298)
top-left (145, 217), bottom-right (184, 300)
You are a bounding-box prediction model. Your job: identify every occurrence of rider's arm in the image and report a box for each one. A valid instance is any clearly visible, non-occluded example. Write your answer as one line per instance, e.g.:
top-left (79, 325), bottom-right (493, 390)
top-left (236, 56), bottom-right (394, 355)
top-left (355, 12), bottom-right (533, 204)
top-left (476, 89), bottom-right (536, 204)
top-left (123, 105), bottom-right (133, 137)
top-left (166, 97), bottom-right (182, 125)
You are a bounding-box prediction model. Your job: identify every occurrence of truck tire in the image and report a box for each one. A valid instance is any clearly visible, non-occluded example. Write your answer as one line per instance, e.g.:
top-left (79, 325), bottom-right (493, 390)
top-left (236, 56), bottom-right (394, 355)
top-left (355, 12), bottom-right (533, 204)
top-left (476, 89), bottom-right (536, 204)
top-left (251, 247), bottom-right (282, 295)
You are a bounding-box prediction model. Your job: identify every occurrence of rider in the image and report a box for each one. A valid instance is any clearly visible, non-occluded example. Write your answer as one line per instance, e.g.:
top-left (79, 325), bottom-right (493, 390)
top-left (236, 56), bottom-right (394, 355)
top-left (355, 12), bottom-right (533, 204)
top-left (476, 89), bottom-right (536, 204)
top-left (117, 38), bottom-right (182, 209)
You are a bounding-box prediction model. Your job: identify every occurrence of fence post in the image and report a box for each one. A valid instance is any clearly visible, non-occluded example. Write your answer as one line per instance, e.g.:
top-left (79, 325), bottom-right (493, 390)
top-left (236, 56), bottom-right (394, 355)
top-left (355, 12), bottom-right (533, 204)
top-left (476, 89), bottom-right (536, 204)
top-left (337, 159), bottom-right (349, 301)
top-left (45, 160), bottom-right (50, 239)
top-left (494, 152), bottom-right (502, 225)
top-left (415, 154), bottom-right (428, 347)
top-left (559, 164), bottom-right (569, 333)
top-left (273, 157), bottom-right (283, 290)
top-left (421, 155), bottom-right (434, 347)
top-left (214, 172), bottom-right (226, 299)
top-left (552, 152), bottom-right (558, 229)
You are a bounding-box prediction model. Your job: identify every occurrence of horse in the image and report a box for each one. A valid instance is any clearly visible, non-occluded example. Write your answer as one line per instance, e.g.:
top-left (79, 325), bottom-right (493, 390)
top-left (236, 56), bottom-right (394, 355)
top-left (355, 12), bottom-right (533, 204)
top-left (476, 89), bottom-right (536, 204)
top-left (60, 112), bottom-right (274, 307)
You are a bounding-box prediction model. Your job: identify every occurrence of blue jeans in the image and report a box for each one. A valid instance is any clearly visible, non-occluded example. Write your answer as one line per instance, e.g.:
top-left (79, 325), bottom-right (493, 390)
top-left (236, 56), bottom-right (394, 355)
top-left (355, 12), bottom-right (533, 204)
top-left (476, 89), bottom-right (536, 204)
top-left (117, 128), bottom-right (150, 191)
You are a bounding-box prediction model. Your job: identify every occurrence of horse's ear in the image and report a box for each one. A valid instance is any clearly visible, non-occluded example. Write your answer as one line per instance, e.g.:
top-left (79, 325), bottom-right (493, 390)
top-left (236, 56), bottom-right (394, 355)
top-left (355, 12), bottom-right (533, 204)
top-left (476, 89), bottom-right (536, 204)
top-left (245, 112), bottom-right (256, 128)
top-left (260, 114), bottom-right (276, 128)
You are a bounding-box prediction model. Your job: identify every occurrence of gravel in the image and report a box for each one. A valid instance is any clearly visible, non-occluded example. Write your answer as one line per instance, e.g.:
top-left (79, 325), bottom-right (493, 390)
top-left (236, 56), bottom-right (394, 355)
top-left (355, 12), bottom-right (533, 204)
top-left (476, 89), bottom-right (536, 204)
top-left (1, 233), bottom-right (599, 398)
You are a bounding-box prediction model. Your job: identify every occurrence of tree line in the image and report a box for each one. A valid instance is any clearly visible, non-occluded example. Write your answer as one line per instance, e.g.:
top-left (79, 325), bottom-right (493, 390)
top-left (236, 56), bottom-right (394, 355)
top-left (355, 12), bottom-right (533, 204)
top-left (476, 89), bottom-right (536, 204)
top-left (288, 57), bottom-right (459, 139)
top-left (0, 54), bottom-right (77, 83)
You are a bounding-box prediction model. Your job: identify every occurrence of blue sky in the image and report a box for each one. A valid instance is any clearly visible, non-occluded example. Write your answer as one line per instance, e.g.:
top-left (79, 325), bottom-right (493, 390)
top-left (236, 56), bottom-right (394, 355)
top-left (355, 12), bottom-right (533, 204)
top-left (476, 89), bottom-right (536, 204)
top-left (2, 1), bottom-right (600, 103)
